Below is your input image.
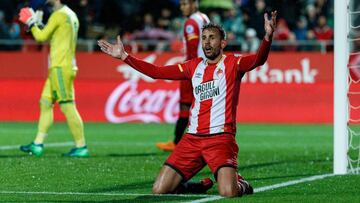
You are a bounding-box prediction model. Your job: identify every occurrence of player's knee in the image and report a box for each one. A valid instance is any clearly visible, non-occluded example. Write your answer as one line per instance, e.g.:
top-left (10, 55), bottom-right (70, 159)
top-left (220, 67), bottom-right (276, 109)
top-left (152, 183), bottom-right (168, 194)
top-left (59, 101), bottom-right (75, 113)
top-left (218, 185), bottom-right (239, 197)
top-left (39, 99), bottom-right (53, 109)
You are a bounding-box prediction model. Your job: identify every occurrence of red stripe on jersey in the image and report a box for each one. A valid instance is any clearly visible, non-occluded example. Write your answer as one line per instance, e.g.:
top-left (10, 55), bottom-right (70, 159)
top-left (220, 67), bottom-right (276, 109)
top-left (224, 56), bottom-right (241, 132)
top-left (183, 18), bottom-right (200, 41)
top-left (196, 63), bottom-right (217, 134)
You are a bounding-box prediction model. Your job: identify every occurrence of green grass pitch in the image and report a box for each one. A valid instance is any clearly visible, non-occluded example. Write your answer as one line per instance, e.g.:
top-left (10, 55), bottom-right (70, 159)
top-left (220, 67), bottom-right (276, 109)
top-left (0, 122), bottom-right (359, 202)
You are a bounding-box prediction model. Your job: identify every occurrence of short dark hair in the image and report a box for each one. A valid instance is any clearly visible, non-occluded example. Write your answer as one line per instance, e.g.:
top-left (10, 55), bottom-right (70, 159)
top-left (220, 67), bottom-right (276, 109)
top-left (202, 23), bottom-right (226, 40)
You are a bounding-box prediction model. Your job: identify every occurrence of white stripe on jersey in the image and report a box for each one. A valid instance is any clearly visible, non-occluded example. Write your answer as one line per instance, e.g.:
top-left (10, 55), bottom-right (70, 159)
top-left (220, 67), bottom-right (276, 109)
top-left (188, 60), bottom-right (207, 133)
top-left (189, 12), bottom-right (210, 59)
top-left (209, 57), bottom-right (227, 134)
top-left (187, 56), bottom-right (227, 134)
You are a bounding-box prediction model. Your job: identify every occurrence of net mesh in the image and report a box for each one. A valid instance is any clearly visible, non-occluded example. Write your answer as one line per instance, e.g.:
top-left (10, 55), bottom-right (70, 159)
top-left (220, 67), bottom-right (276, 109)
top-left (347, 0), bottom-right (360, 174)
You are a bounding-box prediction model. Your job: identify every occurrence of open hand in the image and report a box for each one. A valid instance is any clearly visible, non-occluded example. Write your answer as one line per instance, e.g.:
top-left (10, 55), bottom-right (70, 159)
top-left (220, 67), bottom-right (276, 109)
top-left (264, 11), bottom-right (277, 41)
top-left (98, 35), bottom-right (128, 60)
top-left (19, 7), bottom-right (36, 27)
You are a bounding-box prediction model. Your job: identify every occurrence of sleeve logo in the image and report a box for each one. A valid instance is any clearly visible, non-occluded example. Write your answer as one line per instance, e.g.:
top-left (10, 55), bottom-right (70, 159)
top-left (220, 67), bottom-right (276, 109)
top-left (186, 25), bottom-right (195, 34)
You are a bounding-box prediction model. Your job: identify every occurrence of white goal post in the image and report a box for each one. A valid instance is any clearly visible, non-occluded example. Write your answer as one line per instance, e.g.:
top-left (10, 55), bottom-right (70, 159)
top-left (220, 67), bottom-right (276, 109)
top-left (333, 0), bottom-right (349, 175)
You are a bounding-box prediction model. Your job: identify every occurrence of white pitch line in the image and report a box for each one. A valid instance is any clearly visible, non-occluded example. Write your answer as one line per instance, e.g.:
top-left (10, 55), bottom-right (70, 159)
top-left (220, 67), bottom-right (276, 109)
top-left (185, 173), bottom-right (337, 203)
top-left (0, 142), bottom-right (74, 150)
top-left (253, 173), bottom-right (336, 193)
top-left (0, 191), bottom-right (214, 198)
top-left (0, 172), bottom-right (354, 202)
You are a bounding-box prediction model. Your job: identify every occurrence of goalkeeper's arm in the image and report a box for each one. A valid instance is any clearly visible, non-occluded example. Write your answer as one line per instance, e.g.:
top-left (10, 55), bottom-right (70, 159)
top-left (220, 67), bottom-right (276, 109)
top-left (19, 7), bottom-right (60, 42)
top-left (30, 12), bottom-right (61, 42)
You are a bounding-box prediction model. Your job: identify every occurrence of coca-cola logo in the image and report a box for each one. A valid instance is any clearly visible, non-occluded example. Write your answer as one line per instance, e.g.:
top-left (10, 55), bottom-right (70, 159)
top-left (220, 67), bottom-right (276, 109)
top-left (105, 81), bottom-right (179, 123)
top-left (105, 54), bottom-right (185, 123)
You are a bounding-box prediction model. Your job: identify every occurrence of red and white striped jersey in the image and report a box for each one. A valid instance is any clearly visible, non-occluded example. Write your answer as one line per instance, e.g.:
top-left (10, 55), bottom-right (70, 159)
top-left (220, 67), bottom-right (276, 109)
top-left (124, 39), bottom-right (271, 135)
top-left (183, 11), bottom-right (210, 60)
top-left (179, 54), bottom-right (244, 135)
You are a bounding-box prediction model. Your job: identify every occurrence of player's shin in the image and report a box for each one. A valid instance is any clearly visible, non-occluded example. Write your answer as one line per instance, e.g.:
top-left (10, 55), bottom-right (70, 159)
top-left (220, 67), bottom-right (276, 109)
top-left (34, 99), bottom-right (54, 144)
top-left (60, 102), bottom-right (85, 147)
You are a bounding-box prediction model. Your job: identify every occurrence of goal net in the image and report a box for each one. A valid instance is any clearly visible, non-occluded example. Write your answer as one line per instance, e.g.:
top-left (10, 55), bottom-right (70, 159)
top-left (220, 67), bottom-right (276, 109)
top-left (334, 0), bottom-right (360, 174)
top-left (348, 0), bottom-right (360, 174)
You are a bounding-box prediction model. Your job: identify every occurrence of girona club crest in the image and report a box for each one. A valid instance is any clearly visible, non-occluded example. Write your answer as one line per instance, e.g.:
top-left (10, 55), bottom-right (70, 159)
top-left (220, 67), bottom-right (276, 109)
top-left (216, 68), bottom-right (224, 79)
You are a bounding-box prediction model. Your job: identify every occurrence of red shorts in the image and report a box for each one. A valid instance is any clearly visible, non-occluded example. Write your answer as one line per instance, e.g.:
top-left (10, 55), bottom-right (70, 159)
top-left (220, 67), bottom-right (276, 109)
top-left (165, 133), bottom-right (238, 181)
top-left (179, 80), bottom-right (193, 104)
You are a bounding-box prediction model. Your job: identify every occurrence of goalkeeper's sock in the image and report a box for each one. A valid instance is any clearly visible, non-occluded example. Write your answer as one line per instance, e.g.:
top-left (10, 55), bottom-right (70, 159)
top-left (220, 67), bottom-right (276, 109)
top-left (34, 100), bottom-right (53, 144)
top-left (60, 102), bottom-right (86, 148)
top-left (174, 116), bottom-right (189, 144)
top-left (34, 132), bottom-right (48, 145)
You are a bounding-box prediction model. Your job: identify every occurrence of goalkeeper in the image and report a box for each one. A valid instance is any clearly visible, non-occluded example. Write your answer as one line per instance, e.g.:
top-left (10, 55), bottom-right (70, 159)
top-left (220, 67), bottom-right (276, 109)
top-left (18, 0), bottom-right (88, 157)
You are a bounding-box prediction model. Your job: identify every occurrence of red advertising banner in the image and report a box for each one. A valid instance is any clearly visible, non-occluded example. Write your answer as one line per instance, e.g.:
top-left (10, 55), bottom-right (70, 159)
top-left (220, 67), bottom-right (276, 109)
top-left (0, 52), bottom-right (333, 123)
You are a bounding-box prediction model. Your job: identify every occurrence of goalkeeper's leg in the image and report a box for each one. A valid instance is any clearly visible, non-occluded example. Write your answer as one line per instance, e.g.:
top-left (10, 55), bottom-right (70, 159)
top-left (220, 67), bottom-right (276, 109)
top-left (20, 81), bottom-right (53, 156)
top-left (34, 99), bottom-right (54, 144)
top-left (19, 99), bottom-right (53, 156)
top-left (60, 102), bottom-right (86, 148)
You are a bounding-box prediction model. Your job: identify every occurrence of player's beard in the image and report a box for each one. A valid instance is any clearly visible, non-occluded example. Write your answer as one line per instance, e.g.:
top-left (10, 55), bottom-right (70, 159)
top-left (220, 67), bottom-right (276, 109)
top-left (203, 46), bottom-right (221, 60)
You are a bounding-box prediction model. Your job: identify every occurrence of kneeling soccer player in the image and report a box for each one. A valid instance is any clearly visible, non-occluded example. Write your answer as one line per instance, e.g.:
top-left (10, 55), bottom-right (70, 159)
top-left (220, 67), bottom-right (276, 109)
top-left (98, 10), bottom-right (277, 197)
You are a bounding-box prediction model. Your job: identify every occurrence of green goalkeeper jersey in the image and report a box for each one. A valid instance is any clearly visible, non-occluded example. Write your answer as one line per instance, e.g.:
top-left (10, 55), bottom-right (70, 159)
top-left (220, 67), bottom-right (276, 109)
top-left (31, 5), bottom-right (79, 70)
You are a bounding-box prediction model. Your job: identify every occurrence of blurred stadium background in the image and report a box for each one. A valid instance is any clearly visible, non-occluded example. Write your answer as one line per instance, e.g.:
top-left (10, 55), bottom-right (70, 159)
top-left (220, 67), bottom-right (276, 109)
top-left (1, 0), bottom-right (360, 202)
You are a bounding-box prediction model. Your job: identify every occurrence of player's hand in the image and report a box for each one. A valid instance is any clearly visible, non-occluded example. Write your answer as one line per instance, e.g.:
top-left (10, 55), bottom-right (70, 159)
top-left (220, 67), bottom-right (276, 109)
top-left (34, 10), bottom-right (44, 27)
top-left (19, 7), bottom-right (36, 28)
top-left (98, 35), bottom-right (128, 60)
top-left (264, 10), bottom-right (277, 41)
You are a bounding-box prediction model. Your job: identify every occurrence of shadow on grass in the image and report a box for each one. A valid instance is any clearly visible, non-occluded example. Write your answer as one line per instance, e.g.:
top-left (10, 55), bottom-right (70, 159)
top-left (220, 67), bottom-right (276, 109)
top-left (196, 159), bottom-right (331, 178)
top-left (241, 159), bottom-right (330, 181)
top-left (0, 197), bottom-right (200, 202)
top-left (249, 173), bottom-right (318, 181)
top-left (0, 152), bottom-right (167, 159)
top-left (106, 152), bottom-right (165, 158)
top-left (0, 154), bottom-right (29, 158)
top-left (89, 180), bottom-right (154, 193)
top-left (0, 201), bottom-right (103, 203)
top-left (131, 195), bottom-right (200, 202)
top-left (239, 159), bottom-right (330, 171)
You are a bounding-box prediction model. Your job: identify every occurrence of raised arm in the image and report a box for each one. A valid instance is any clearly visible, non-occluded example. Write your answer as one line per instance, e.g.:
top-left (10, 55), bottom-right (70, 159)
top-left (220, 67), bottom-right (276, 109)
top-left (18, 7), bottom-right (59, 42)
top-left (98, 36), bottom-right (188, 80)
top-left (31, 12), bottom-right (62, 42)
top-left (238, 11), bottom-right (277, 73)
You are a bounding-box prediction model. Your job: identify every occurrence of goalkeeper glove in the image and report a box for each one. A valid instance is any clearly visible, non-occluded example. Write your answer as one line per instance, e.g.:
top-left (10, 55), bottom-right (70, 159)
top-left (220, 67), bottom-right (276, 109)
top-left (19, 7), bottom-right (44, 29)
top-left (34, 10), bottom-right (44, 28)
